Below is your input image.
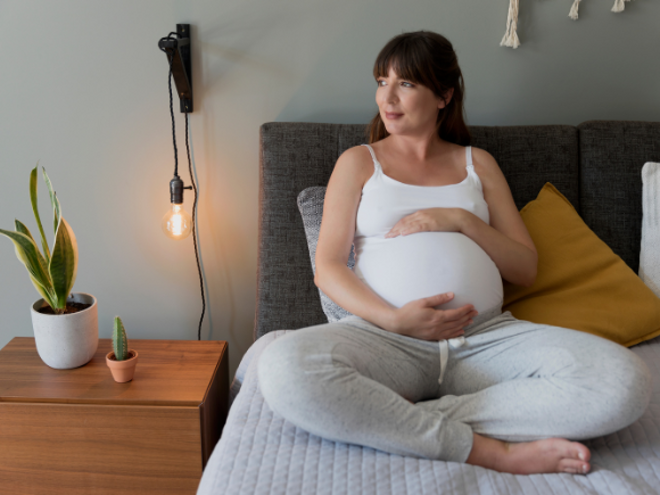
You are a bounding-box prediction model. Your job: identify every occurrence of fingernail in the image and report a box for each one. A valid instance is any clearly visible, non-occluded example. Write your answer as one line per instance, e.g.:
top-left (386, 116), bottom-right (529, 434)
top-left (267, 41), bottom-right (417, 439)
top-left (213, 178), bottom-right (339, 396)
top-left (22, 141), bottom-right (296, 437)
top-left (582, 465), bottom-right (588, 473)
top-left (578, 453), bottom-right (585, 461)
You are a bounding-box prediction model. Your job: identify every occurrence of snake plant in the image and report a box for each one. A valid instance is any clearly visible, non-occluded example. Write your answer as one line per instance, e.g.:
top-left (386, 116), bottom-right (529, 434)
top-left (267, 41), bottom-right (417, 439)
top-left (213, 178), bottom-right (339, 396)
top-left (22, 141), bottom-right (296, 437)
top-left (0, 165), bottom-right (78, 315)
top-left (112, 316), bottom-right (129, 361)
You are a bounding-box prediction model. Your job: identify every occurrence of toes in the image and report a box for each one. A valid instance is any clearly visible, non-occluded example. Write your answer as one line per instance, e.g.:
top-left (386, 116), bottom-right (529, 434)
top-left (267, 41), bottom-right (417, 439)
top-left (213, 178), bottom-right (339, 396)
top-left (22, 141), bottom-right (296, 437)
top-left (570, 442), bottom-right (591, 462)
top-left (559, 458), bottom-right (590, 474)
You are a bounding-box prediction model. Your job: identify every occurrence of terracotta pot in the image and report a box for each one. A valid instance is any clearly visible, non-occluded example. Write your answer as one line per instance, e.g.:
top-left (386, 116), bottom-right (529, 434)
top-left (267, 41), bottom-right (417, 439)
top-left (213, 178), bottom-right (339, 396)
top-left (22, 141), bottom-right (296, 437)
top-left (31, 293), bottom-right (99, 369)
top-left (106, 349), bottom-right (139, 383)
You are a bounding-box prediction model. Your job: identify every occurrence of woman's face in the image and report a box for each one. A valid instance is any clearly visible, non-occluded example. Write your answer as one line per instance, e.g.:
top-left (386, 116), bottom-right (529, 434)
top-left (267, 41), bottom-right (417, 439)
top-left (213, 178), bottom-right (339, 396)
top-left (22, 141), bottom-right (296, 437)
top-left (375, 67), bottom-right (450, 137)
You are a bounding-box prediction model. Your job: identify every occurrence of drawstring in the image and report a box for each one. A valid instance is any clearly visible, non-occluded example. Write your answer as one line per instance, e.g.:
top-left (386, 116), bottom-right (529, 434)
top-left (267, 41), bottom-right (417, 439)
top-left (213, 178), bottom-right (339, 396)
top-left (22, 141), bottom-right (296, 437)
top-left (438, 337), bottom-right (467, 384)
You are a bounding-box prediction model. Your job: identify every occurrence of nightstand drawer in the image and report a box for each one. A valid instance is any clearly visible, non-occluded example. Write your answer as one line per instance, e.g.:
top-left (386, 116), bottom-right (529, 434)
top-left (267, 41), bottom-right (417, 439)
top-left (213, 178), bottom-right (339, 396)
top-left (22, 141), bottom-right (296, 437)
top-left (0, 338), bottom-right (229, 495)
top-left (0, 402), bottom-right (202, 494)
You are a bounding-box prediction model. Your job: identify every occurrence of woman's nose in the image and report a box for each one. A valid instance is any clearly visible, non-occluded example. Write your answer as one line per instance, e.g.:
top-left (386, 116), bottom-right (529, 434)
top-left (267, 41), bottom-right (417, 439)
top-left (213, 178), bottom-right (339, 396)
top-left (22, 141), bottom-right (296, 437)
top-left (382, 86), bottom-right (398, 105)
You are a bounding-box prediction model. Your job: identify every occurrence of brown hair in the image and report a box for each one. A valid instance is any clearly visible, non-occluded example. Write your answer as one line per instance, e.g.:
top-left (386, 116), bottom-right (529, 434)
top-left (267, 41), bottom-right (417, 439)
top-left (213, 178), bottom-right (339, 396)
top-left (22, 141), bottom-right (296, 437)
top-left (367, 31), bottom-right (470, 145)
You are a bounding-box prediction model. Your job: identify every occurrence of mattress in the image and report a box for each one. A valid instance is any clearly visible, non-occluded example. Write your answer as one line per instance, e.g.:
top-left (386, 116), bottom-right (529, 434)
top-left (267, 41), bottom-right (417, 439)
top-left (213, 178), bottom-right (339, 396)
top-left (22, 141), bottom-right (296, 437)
top-left (197, 331), bottom-right (660, 495)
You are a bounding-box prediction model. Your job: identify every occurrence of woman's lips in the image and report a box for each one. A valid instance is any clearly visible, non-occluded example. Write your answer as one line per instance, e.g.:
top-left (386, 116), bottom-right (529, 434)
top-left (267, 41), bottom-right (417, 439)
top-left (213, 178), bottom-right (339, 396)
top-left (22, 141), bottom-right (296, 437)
top-left (385, 112), bottom-right (403, 120)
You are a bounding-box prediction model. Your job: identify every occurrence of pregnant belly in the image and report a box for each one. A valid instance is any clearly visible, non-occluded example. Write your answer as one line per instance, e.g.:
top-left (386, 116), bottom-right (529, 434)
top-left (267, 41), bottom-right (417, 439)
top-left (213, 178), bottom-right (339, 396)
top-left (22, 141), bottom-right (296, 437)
top-left (354, 232), bottom-right (503, 313)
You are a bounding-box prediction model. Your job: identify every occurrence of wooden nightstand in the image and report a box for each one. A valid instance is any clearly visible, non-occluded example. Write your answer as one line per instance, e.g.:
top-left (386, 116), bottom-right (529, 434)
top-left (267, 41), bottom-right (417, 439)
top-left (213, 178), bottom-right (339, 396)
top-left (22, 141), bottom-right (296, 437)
top-left (0, 337), bottom-right (228, 495)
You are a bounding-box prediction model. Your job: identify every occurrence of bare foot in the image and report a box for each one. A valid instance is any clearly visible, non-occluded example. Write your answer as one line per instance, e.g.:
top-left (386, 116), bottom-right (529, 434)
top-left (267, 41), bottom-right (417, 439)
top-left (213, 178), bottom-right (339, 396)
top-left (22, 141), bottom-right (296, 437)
top-left (466, 433), bottom-right (591, 475)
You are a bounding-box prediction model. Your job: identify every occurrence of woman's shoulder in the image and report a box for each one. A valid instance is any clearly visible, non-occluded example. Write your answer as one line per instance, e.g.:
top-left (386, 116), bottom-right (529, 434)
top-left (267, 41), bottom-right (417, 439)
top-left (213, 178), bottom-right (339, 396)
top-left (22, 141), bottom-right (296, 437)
top-left (339, 144), bottom-right (373, 161)
top-left (332, 145), bottom-right (375, 183)
top-left (469, 146), bottom-right (509, 189)
top-left (470, 146), bottom-right (501, 174)
top-left (324, 145), bottom-right (375, 195)
top-left (469, 146), bottom-right (497, 166)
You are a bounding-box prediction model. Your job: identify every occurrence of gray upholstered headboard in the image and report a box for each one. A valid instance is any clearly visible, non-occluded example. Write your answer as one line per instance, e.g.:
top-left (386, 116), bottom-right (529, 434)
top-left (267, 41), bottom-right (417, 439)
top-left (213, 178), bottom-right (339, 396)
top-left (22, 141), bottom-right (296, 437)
top-left (255, 121), bottom-right (659, 339)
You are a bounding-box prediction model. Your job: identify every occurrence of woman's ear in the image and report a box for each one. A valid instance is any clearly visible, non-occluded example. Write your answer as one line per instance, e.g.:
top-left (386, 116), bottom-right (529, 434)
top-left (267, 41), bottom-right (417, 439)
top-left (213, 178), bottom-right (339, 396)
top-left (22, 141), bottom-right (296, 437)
top-left (438, 88), bottom-right (455, 109)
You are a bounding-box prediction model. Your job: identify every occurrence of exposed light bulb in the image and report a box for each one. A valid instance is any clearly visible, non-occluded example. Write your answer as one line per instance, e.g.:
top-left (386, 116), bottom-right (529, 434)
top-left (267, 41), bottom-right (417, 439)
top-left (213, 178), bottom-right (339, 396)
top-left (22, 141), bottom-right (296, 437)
top-left (162, 203), bottom-right (192, 240)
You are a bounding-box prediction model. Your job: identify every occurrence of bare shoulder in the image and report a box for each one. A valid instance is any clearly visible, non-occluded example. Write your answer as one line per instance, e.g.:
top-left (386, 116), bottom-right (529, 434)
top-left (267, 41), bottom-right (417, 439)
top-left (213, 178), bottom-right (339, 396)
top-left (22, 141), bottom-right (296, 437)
top-left (330, 145), bottom-right (374, 188)
top-left (336, 145), bottom-right (374, 170)
top-left (470, 146), bottom-right (508, 188)
top-left (471, 146), bottom-right (500, 173)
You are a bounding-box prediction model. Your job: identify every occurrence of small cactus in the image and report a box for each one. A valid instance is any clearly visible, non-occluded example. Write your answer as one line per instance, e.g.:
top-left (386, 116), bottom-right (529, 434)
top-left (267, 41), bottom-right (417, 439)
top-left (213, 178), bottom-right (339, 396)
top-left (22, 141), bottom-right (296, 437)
top-left (112, 316), bottom-right (129, 361)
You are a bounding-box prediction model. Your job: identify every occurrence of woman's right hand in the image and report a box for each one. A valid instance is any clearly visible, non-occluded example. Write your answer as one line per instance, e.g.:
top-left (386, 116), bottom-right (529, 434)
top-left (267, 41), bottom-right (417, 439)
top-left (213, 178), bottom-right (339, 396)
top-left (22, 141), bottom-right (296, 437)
top-left (387, 292), bottom-right (478, 341)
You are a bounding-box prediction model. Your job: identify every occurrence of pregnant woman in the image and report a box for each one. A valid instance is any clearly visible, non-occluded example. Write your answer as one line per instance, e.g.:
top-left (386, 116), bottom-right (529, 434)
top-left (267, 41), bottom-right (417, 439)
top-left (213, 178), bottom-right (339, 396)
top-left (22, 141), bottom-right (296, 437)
top-left (258, 31), bottom-right (651, 475)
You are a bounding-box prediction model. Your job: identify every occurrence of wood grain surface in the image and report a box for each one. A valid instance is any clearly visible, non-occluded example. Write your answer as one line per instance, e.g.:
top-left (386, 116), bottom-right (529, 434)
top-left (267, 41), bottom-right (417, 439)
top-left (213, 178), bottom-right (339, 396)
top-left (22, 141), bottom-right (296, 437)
top-left (0, 402), bottom-right (201, 494)
top-left (0, 338), bottom-right (229, 495)
top-left (0, 338), bottom-right (227, 406)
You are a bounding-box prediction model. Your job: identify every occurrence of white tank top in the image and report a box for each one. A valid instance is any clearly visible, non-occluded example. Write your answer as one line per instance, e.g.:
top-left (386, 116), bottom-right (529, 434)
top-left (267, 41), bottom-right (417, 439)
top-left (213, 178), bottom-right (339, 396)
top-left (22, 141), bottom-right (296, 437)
top-left (353, 144), bottom-right (503, 314)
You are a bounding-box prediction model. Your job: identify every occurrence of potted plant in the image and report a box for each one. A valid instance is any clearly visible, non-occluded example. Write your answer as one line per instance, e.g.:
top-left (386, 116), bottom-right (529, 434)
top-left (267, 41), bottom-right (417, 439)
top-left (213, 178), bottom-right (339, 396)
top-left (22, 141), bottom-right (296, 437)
top-left (0, 165), bottom-right (98, 369)
top-left (106, 316), bottom-right (138, 382)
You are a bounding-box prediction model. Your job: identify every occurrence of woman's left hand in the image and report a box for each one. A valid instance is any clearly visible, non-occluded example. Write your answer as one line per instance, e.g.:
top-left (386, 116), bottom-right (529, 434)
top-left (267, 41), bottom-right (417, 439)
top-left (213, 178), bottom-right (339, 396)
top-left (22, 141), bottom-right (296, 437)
top-left (385, 208), bottom-right (467, 238)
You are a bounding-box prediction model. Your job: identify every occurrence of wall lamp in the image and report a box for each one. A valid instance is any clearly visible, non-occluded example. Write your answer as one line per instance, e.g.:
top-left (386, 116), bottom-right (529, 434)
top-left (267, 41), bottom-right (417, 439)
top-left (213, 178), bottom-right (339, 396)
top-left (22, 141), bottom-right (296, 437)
top-left (158, 24), bottom-right (205, 339)
top-left (158, 24), bottom-right (194, 241)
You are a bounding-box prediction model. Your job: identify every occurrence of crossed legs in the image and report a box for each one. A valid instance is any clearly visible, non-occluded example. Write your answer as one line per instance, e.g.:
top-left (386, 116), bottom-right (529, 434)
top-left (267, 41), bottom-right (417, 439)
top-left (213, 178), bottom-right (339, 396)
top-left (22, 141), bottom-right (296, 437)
top-left (258, 313), bottom-right (652, 474)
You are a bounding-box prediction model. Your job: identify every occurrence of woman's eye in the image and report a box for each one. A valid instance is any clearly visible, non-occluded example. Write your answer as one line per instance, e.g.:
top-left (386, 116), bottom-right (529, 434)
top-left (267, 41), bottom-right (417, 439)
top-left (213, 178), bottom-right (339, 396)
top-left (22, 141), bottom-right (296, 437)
top-left (377, 80), bottom-right (386, 87)
top-left (401, 82), bottom-right (414, 88)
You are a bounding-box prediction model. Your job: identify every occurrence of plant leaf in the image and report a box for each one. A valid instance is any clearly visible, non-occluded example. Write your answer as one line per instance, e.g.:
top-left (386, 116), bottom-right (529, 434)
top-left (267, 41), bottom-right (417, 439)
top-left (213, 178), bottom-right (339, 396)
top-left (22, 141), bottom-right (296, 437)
top-left (13, 220), bottom-right (54, 299)
top-left (28, 273), bottom-right (58, 309)
top-left (15, 220), bottom-right (38, 247)
top-left (30, 165), bottom-right (51, 262)
top-left (0, 228), bottom-right (56, 308)
top-left (11, 221), bottom-right (58, 308)
top-left (49, 217), bottom-right (78, 309)
top-left (41, 167), bottom-right (61, 238)
top-left (113, 316), bottom-right (128, 361)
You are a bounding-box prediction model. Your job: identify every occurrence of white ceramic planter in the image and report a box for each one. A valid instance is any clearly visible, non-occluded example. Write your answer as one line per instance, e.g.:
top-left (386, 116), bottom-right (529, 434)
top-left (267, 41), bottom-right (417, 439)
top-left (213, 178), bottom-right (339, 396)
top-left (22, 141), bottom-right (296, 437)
top-left (30, 293), bottom-right (99, 369)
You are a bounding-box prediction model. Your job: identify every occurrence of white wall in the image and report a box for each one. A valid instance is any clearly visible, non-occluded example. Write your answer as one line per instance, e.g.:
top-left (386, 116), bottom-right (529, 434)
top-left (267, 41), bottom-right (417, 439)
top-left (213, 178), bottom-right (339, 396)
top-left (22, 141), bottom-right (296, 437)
top-left (1, 0), bottom-right (658, 375)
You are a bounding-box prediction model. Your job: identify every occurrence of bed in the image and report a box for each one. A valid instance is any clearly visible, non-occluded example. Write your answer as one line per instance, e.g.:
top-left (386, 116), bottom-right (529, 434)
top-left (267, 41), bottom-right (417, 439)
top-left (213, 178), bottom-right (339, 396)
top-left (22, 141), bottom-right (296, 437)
top-left (197, 121), bottom-right (660, 495)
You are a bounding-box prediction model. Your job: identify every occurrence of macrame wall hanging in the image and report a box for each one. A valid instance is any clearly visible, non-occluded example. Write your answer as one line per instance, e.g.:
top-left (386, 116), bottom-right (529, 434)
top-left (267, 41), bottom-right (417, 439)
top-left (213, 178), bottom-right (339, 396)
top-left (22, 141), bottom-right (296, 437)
top-left (501, 0), bottom-right (634, 49)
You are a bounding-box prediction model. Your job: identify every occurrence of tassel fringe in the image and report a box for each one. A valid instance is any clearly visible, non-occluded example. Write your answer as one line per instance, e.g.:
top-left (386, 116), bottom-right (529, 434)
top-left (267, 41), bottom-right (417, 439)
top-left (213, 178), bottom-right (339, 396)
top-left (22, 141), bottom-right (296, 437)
top-left (569, 0), bottom-right (581, 20)
top-left (612, 0), bottom-right (632, 13)
top-left (500, 0), bottom-right (521, 49)
top-left (499, 0), bottom-right (633, 49)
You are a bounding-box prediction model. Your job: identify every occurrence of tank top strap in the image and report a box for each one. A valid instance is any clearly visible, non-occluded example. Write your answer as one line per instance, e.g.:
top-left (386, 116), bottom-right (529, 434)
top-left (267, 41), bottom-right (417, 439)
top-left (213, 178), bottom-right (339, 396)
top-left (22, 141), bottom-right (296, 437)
top-left (464, 145), bottom-right (484, 192)
top-left (361, 144), bottom-right (382, 172)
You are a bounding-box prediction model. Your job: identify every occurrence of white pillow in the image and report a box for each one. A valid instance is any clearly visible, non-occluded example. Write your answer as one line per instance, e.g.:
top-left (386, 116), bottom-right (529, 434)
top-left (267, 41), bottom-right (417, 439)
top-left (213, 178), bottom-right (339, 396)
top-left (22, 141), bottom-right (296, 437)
top-left (640, 162), bottom-right (660, 298)
top-left (297, 187), bottom-right (355, 322)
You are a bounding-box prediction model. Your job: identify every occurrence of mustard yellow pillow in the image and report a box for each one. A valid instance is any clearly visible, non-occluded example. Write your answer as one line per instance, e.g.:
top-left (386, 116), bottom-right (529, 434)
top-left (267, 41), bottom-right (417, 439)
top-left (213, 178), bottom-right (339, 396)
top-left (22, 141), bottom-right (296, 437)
top-left (503, 183), bottom-right (660, 347)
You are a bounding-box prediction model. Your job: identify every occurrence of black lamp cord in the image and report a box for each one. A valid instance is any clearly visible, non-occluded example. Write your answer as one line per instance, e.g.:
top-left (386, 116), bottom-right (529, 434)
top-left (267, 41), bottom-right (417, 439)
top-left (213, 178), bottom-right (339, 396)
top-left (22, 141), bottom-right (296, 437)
top-left (185, 112), bottom-right (206, 341)
top-left (161, 33), bottom-right (180, 178)
top-left (160, 32), bottom-right (206, 340)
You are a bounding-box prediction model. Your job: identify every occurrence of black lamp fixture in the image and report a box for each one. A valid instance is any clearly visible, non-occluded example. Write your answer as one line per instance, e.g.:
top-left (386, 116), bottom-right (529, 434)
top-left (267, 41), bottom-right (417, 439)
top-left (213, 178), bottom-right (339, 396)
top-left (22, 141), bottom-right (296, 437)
top-left (158, 24), bottom-right (205, 339)
top-left (158, 24), bottom-right (194, 240)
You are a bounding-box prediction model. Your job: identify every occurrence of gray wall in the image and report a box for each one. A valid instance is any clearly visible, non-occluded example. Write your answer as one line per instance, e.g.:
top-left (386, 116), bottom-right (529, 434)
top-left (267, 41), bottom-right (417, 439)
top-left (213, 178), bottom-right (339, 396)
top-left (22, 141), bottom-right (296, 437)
top-left (1, 0), bottom-right (658, 375)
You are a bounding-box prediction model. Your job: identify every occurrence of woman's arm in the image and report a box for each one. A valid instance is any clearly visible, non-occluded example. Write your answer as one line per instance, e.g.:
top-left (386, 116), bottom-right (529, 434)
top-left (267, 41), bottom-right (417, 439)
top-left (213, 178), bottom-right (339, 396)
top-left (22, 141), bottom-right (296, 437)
top-left (384, 148), bottom-right (537, 287)
top-left (315, 147), bottom-right (477, 340)
top-left (461, 148), bottom-right (538, 287)
top-left (314, 147), bottom-right (391, 326)
top-left (463, 148), bottom-right (537, 287)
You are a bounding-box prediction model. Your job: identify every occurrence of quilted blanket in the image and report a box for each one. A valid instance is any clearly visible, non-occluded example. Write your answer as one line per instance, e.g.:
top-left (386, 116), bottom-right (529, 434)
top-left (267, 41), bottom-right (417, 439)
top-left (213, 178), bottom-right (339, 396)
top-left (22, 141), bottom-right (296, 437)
top-left (197, 331), bottom-right (660, 495)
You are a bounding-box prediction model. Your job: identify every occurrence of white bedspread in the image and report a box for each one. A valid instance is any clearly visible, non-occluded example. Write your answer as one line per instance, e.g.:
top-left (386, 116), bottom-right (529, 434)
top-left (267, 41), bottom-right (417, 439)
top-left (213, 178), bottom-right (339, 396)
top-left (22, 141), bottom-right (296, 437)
top-left (198, 331), bottom-right (660, 495)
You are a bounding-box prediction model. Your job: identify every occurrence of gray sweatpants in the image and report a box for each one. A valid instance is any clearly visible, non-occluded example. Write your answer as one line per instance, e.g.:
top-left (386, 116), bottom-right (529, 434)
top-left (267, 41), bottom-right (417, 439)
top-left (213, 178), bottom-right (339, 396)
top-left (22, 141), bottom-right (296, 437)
top-left (257, 310), bottom-right (652, 463)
